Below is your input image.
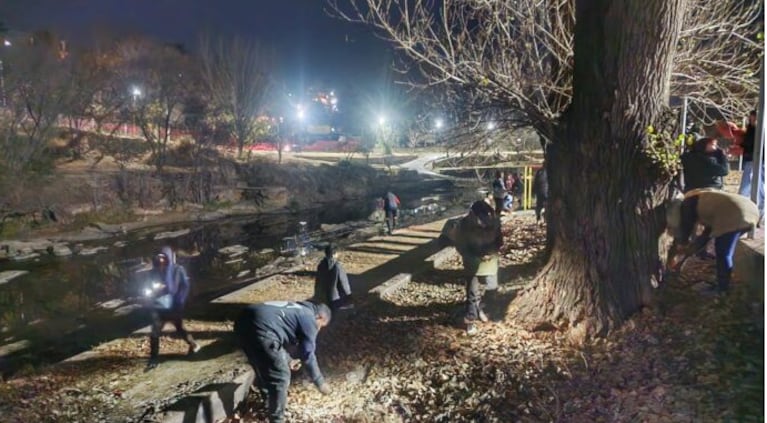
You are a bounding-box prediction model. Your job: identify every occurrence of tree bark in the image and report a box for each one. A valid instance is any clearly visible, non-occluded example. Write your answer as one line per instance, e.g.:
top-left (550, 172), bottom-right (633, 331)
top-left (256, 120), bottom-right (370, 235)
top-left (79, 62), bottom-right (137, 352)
top-left (512, 0), bottom-right (687, 341)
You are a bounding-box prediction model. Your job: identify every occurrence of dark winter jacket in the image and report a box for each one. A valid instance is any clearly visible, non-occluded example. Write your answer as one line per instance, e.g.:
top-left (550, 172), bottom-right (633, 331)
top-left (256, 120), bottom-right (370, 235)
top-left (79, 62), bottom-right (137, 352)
top-left (439, 201), bottom-right (503, 277)
top-left (742, 124), bottom-right (755, 162)
top-left (314, 257), bottom-right (352, 309)
top-left (533, 168), bottom-right (548, 198)
top-left (383, 192), bottom-right (400, 210)
top-left (492, 177), bottom-right (506, 199)
top-left (680, 148), bottom-right (728, 192)
top-left (238, 301), bottom-right (325, 386)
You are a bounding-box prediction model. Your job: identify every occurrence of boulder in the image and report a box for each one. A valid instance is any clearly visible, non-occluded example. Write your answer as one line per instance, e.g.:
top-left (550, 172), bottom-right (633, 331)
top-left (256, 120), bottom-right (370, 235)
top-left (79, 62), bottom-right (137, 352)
top-left (50, 244), bottom-right (73, 257)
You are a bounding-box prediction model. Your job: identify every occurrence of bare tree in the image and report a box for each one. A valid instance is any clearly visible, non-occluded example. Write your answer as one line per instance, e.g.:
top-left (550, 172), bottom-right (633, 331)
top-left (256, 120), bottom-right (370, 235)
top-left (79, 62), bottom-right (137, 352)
top-left (0, 39), bottom-right (69, 174)
top-left (120, 40), bottom-right (191, 173)
top-left (199, 35), bottom-right (273, 158)
top-left (332, 0), bottom-right (762, 340)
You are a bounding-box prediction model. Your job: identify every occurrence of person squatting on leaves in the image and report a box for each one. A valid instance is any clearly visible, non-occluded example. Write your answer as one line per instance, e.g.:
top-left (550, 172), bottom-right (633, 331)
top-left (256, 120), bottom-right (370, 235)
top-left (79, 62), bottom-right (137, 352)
top-left (145, 246), bottom-right (200, 370)
top-left (234, 301), bottom-right (332, 423)
top-left (666, 189), bottom-right (759, 294)
top-left (383, 191), bottom-right (401, 235)
top-left (439, 200), bottom-right (504, 335)
top-left (314, 243), bottom-right (353, 311)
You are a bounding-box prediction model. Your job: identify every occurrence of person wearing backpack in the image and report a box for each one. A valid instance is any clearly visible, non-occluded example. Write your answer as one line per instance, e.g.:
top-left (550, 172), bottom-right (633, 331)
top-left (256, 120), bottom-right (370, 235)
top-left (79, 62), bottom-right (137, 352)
top-left (144, 246), bottom-right (200, 370)
top-left (383, 191), bottom-right (401, 235)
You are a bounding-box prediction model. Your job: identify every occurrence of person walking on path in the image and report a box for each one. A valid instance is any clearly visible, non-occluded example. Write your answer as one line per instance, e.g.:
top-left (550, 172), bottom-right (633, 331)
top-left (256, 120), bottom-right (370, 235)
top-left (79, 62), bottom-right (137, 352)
top-left (314, 243), bottom-right (353, 310)
top-left (234, 301), bottom-right (332, 423)
top-left (666, 189), bottom-right (759, 294)
top-left (145, 246), bottom-right (200, 370)
top-left (383, 191), bottom-right (401, 235)
top-left (439, 201), bottom-right (504, 335)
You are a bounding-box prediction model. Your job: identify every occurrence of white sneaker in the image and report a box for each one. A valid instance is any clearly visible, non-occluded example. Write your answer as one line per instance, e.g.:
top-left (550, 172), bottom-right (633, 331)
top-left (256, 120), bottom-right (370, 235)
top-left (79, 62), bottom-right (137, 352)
top-left (466, 323), bottom-right (478, 335)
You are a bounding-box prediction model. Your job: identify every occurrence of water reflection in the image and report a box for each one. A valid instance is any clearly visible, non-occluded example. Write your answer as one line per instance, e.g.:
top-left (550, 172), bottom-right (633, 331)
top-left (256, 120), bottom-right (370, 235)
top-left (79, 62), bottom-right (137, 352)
top-left (0, 182), bottom-right (464, 369)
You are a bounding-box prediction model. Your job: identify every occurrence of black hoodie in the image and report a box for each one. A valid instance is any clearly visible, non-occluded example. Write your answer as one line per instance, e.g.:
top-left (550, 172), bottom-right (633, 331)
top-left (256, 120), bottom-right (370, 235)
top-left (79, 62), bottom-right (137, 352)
top-left (314, 256), bottom-right (352, 307)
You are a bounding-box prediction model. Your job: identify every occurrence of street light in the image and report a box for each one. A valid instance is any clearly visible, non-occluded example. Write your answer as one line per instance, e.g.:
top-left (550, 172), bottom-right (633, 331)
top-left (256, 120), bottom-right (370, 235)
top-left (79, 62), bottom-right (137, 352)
top-left (0, 40), bottom-right (11, 107)
top-left (487, 121), bottom-right (496, 130)
top-left (434, 118), bottom-right (444, 130)
top-left (378, 115), bottom-right (386, 126)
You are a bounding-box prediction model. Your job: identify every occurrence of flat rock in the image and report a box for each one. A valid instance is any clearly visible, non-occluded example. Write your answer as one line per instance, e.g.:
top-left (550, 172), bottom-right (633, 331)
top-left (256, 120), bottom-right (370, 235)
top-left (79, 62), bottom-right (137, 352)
top-left (0, 270), bottom-right (29, 285)
top-left (198, 211), bottom-right (226, 221)
top-left (97, 299), bottom-right (126, 309)
top-left (218, 244), bottom-right (249, 257)
top-left (11, 253), bottom-right (40, 262)
top-left (79, 246), bottom-right (108, 256)
top-left (320, 223), bottom-right (348, 232)
top-left (154, 229), bottom-right (191, 241)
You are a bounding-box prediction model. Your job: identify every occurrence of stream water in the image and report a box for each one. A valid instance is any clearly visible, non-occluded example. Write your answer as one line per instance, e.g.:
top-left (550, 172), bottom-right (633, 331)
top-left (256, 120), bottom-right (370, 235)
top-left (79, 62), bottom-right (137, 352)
top-left (0, 180), bottom-right (465, 374)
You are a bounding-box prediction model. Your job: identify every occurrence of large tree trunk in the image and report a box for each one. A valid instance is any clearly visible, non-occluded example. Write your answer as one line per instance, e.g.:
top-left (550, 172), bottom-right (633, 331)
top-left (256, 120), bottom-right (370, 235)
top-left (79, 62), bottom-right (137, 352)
top-left (512, 0), bottom-right (687, 342)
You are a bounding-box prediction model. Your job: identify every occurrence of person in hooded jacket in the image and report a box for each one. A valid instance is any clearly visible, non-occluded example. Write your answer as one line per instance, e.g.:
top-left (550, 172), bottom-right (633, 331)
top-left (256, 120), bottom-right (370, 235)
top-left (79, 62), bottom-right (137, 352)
top-left (145, 246), bottom-right (199, 369)
top-left (234, 301), bottom-right (332, 423)
top-left (439, 200), bottom-right (504, 335)
top-left (313, 243), bottom-right (352, 310)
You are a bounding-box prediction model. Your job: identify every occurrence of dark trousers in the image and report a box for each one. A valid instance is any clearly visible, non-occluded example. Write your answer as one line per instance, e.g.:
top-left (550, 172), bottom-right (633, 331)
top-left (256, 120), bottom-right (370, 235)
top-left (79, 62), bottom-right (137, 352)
top-left (385, 208), bottom-right (398, 234)
top-left (234, 319), bottom-right (290, 423)
top-left (149, 309), bottom-right (195, 359)
top-left (466, 274), bottom-right (498, 321)
top-left (535, 195), bottom-right (547, 222)
top-left (494, 197), bottom-right (505, 213)
top-left (714, 230), bottom-right (743, 291)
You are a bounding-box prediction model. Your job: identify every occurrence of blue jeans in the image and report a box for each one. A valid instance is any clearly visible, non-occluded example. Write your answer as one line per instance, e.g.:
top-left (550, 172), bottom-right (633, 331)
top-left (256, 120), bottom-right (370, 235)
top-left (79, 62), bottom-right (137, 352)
top-left (739, 160), bottom-right (765, 215)
top-left (714, 230), bottom-right (744, 291)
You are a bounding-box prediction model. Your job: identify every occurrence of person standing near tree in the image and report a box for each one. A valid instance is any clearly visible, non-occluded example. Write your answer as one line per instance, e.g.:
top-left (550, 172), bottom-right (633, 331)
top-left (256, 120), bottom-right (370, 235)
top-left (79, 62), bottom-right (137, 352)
top-left (491, 170), bottom-right (507, 214)
top-left (439, 200), bottom-right (504, 335)
top-left (234, 301), bottom-right (332, 423)
top-left (738, 111), bottom-right (757, 196)
top-left (533, 167), bottom-right (548, 224)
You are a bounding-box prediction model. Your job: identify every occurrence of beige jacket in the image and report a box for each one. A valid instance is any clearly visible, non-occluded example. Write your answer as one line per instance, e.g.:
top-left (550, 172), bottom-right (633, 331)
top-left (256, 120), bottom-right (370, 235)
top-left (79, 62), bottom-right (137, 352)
top-left (685, 188), bottom-right (759, 237)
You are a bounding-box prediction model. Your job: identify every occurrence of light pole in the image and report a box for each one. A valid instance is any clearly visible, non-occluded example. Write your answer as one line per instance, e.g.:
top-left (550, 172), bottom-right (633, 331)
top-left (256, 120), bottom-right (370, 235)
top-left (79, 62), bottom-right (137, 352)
top-left (0, 39), bottom-right (11, 108)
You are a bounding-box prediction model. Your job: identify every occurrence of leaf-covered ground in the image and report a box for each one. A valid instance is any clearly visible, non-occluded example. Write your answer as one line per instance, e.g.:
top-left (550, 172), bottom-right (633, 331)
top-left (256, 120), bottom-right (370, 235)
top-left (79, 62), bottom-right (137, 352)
top-left (1, 213), bottom-right (761, 422)
top-left (232, 215), bottom-right (763, 422)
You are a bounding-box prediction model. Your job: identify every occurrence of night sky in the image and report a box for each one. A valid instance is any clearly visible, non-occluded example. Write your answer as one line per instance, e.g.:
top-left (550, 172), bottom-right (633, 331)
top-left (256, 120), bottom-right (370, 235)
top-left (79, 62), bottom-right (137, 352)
top-left (0, 0), bottom-right (394, 91)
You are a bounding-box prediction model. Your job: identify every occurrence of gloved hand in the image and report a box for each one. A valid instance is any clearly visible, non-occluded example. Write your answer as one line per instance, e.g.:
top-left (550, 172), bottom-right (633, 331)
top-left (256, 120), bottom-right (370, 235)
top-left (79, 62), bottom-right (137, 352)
top-left (289, 359), bottom-right (302, 371)
top-left (317, 383), bottom-right (332, 395)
